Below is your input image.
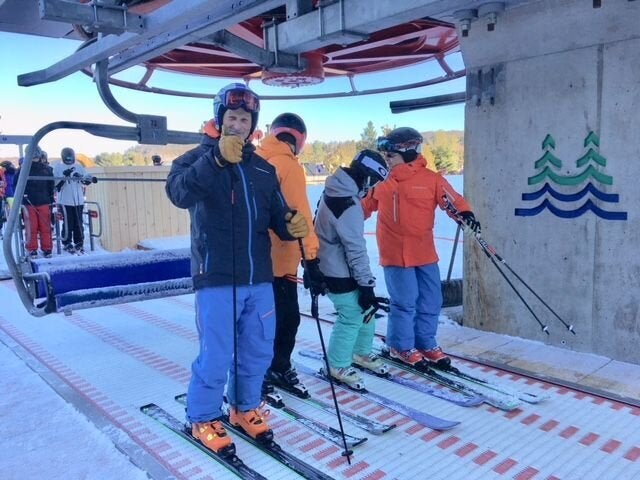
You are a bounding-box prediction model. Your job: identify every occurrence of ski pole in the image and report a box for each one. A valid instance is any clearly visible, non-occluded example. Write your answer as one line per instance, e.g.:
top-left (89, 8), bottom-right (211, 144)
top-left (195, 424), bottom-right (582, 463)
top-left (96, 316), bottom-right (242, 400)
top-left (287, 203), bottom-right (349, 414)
top-left (473, 234), bottom-right (575, 334)
top-left (442, 195), bottom-right (573, 334)
top-left (298, 237), bottom-right (353, 462)
top-left (475, 236), bottom-right (549, 335)
top-left (229, 165), bottom-right (239, 417)
top-left (446, 223), bottom-right (462, 282)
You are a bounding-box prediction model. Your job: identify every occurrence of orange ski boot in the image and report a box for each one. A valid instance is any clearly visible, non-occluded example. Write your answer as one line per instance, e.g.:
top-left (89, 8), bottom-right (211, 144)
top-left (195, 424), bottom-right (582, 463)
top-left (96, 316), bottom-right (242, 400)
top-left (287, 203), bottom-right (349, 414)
top-left (418, 346), bottom-right (452, 367)
top-left (389, 347), bottom-right (424, 366)
top-left (191, 419), bottom-right (234, 455)
top-left (229, 404), bottom-right (273, 442)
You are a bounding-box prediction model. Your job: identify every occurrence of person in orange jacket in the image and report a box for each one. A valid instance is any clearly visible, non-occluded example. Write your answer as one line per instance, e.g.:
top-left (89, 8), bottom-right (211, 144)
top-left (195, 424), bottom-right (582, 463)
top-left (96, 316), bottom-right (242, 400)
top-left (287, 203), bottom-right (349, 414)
top-left (362, 127), bottom-right (481, 367)
top-left (256, 112), bottom-right (325, 397)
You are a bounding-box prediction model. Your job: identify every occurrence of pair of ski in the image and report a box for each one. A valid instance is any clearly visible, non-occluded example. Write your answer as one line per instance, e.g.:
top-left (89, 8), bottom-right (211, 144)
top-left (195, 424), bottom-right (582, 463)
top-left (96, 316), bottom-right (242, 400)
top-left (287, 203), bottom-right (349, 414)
top-left (268, 384), bottom-right (396, 436)
top-left (299, 349), bottom-right (484, 408)
top-left (262, 388), bottom-right (368, 449)
top-left (374, 347), bottom-right (548, 410)
top-left (292, 362), bottom-right (461, 431)
top-left (142, 395), bottom-right (334, 480)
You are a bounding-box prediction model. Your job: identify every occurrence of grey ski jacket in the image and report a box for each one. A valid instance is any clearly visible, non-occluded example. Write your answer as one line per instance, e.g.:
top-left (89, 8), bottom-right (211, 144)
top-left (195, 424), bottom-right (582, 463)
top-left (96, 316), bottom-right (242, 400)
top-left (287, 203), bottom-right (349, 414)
top-left (314, 168), bottom-right (375, 293)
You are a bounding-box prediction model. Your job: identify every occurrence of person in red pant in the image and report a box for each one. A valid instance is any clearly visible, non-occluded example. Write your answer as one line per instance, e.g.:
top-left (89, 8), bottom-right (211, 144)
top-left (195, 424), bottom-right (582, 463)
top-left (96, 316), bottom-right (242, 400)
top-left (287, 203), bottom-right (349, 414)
top-left (23, 147), bottom-right (55, 258)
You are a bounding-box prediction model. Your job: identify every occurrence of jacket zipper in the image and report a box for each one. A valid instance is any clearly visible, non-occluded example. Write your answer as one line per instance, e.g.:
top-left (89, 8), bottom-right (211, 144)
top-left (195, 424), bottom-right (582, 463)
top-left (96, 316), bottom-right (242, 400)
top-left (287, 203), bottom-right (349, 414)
top-left (237, 165), bottom-right (254, 284)
top-left (392, 191), bottom-right (398, 223)
top-left (200, 230), bottom-right (208, 274)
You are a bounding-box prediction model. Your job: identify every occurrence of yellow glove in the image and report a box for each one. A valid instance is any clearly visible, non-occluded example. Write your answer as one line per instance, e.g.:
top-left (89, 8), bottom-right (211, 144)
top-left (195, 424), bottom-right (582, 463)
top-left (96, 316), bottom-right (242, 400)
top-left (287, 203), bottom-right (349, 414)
top-left (218, 126), bottom-right (245, 164)
top-left (285, 211), bottom-right (309, 238)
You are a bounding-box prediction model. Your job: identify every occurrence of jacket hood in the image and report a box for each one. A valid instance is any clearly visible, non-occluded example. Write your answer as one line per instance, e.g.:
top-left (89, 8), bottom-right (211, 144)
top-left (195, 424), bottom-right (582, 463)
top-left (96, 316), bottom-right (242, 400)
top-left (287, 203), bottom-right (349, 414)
top-left (256, 135), bottom-right (296, 160)
top-left (390, 155), bottom-right (427, 182)
top-left (324, 168), bottom-right (359, 197)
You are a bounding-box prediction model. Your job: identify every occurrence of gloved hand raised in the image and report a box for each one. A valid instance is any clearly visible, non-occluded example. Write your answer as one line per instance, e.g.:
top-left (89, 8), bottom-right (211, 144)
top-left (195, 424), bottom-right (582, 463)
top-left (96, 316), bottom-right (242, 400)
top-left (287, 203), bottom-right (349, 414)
top-left (62, 168), bottom-right (74, 177)
top-left (217, 126), bottom-right (245, 165)
top-left (303, 258), bottom-right (327, 296)
top-left (459, 211), bottom-right (481, 234)
top-left (285, 211), bottom-right (309, 238)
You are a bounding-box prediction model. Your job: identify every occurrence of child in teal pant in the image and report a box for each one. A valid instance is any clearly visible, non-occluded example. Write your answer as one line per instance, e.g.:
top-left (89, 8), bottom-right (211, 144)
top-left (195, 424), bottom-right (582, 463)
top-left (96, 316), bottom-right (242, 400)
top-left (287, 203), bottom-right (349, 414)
top-left (314, 150), bottom-right (390, 390)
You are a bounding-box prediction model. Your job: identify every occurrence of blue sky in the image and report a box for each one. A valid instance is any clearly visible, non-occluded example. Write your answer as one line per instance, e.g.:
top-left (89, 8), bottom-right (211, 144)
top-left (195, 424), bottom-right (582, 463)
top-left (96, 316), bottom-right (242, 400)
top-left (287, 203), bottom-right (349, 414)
top-left (0, 32), bottom-right (465, 158)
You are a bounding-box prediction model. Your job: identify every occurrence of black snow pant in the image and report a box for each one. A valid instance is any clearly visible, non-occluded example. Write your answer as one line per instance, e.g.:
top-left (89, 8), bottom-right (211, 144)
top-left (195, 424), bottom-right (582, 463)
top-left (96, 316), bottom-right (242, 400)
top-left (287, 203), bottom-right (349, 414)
top-left (269, 276), bottom-right (301, 373)
top-left (62, 204), bottom-right (84, 249)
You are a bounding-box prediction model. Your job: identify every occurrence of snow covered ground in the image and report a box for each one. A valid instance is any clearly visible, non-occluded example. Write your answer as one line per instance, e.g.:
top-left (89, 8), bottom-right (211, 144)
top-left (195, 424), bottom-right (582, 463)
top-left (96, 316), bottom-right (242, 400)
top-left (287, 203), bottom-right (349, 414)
top-left (1, 177), bottom-right (640, 480)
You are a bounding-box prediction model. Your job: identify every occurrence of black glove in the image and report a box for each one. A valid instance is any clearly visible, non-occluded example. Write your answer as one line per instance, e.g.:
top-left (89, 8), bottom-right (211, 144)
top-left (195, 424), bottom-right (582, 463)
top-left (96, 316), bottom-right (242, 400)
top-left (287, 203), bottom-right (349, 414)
top-left (63, 168), bottom-right (74, 177)
top-left (357, 286), bottom-right (390, 323)
top-left (459, 211), bottom-right (481, 234)
top-left (302, 258), bottom-right (326, 296)
top-left (81, 175), bottom-right (97, 185)
top-left (357, 286), bottom-right (389, 311)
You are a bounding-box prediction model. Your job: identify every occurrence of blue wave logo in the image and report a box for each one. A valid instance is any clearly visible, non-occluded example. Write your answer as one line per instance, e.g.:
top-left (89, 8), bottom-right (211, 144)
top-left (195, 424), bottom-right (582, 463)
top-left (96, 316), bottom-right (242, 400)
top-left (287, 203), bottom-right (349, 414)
top-left (514, 133), bottom-right (627, 221)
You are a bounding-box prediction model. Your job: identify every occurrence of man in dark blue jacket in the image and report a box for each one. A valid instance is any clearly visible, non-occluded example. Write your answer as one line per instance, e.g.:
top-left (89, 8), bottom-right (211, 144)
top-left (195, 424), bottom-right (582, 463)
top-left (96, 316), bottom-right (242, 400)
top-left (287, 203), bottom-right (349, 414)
top-left (166, 83), bottom-right (308, 453)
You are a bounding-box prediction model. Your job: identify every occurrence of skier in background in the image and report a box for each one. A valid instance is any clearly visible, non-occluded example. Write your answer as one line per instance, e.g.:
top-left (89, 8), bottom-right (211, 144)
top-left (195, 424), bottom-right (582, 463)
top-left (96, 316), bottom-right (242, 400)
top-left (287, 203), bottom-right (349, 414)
top-left (363, 127), bottom-right (480, 367)
top-left (22, 147), bottom-right (54, 258)
top-left (53, 147), bottom-right (93, 254)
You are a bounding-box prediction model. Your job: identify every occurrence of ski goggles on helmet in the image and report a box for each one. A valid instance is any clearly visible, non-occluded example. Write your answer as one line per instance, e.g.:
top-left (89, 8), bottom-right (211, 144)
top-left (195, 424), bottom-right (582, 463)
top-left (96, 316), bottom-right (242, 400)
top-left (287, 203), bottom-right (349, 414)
top-left (376, 136), bottom-right (422, 153)
top-left (222, 88), bottom-right (260, 113)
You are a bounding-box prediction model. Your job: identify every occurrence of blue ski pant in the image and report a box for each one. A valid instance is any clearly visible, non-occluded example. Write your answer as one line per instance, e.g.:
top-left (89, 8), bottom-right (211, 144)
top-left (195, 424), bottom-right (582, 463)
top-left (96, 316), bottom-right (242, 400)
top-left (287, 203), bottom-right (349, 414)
top-left (384, 263), bottom-right (442, 351)
top-left (327, 290), bottom-right (376, 368)
top-left (186, 283), bottom-right (275, 423)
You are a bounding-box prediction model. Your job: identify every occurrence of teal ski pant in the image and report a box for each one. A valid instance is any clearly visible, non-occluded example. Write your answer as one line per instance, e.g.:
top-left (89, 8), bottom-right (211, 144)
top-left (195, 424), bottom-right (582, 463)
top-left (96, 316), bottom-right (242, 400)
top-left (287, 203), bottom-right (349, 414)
top-left (327, 290), bottom-right (376, 368)
top-left (186, 283), bottom-right (275, 423)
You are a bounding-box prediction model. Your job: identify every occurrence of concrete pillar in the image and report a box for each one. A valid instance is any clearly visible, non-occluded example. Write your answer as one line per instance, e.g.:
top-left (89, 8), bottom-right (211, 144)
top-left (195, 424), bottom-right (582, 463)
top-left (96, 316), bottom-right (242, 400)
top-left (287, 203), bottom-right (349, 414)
top-left (459, 0), bottom-right (640, 363)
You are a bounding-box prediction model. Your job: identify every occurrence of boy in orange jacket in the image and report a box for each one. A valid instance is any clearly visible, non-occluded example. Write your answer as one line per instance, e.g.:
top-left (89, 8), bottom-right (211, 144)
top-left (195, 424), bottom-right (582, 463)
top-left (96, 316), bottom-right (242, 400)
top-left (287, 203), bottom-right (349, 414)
top-left (256, 113), bottom-right (325, 397)
top-left (362, 127), bottom-right (481, 367)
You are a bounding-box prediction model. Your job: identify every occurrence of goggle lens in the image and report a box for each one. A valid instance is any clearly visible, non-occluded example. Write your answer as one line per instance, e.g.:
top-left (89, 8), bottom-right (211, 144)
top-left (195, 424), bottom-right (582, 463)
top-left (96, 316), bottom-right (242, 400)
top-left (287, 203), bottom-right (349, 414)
top-left (377, 137), bottom-right (392, 152)
top-left (225, 89), bottom-right (260, 113)
top-left (376, 136), bottom-right (421, 153)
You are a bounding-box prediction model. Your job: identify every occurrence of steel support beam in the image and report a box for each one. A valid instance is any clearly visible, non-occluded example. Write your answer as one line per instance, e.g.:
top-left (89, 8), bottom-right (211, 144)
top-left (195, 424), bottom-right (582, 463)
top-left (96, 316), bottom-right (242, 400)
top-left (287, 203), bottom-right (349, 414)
top-left (40, 0), bottom-right (145, 34)
top-left (107, 0), bottom-right (285, 75)
top-left (389, 91), bottom-right (466, 113)
top-left (265, 0), bottom-right (477, 53)
top-left (207, 30), bottom-right (304, 73)
top-left (18, 0), bottom-right (284, 86)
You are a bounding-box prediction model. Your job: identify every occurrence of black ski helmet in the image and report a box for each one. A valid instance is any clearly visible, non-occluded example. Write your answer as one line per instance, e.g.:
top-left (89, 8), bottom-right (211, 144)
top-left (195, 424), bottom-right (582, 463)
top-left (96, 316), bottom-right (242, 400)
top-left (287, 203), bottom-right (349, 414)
top-left (270, 113), bottom-right (307, 154)
top-left (213, 83), bottom-right (260, 137)
top-left (349, 149), bottom-right (389, 195)
top-left (377, 127), bottom-right (423, 163)
top-left (61, 147), bottom-right (76, 165)
top-left (32, 146), bottom-right (46, 161)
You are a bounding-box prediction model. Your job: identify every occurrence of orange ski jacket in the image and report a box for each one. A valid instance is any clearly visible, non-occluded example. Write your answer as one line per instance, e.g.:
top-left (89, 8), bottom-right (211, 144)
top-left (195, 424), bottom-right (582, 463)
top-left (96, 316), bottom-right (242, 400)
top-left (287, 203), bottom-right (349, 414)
top-left (362, 155), bottom-right (470, 267)
top-left (256, 135), bottom-right (319, 277)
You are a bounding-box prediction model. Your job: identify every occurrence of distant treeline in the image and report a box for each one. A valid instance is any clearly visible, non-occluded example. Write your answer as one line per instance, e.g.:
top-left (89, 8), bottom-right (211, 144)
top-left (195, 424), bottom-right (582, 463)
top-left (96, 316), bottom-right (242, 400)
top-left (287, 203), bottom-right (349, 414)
top-left (91, 122), bottom-right (464, 174)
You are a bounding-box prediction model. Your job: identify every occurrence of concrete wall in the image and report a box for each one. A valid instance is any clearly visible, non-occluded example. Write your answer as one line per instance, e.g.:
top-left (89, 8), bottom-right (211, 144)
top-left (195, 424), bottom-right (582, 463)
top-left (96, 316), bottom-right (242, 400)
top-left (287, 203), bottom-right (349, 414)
top-left (459, 0), bottom-right (640, 363)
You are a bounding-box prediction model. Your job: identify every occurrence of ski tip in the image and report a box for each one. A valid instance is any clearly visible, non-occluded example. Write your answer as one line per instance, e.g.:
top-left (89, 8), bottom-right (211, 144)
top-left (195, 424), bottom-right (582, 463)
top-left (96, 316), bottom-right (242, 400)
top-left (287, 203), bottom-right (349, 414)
top-left (434, 420), bottom-right (461, 431)
top-left (139, 402), bottom-right (157, 412)
top-left (542, 325), bottom-right (550, 335)
top-left (568, 325), bottom-right (576, 334)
